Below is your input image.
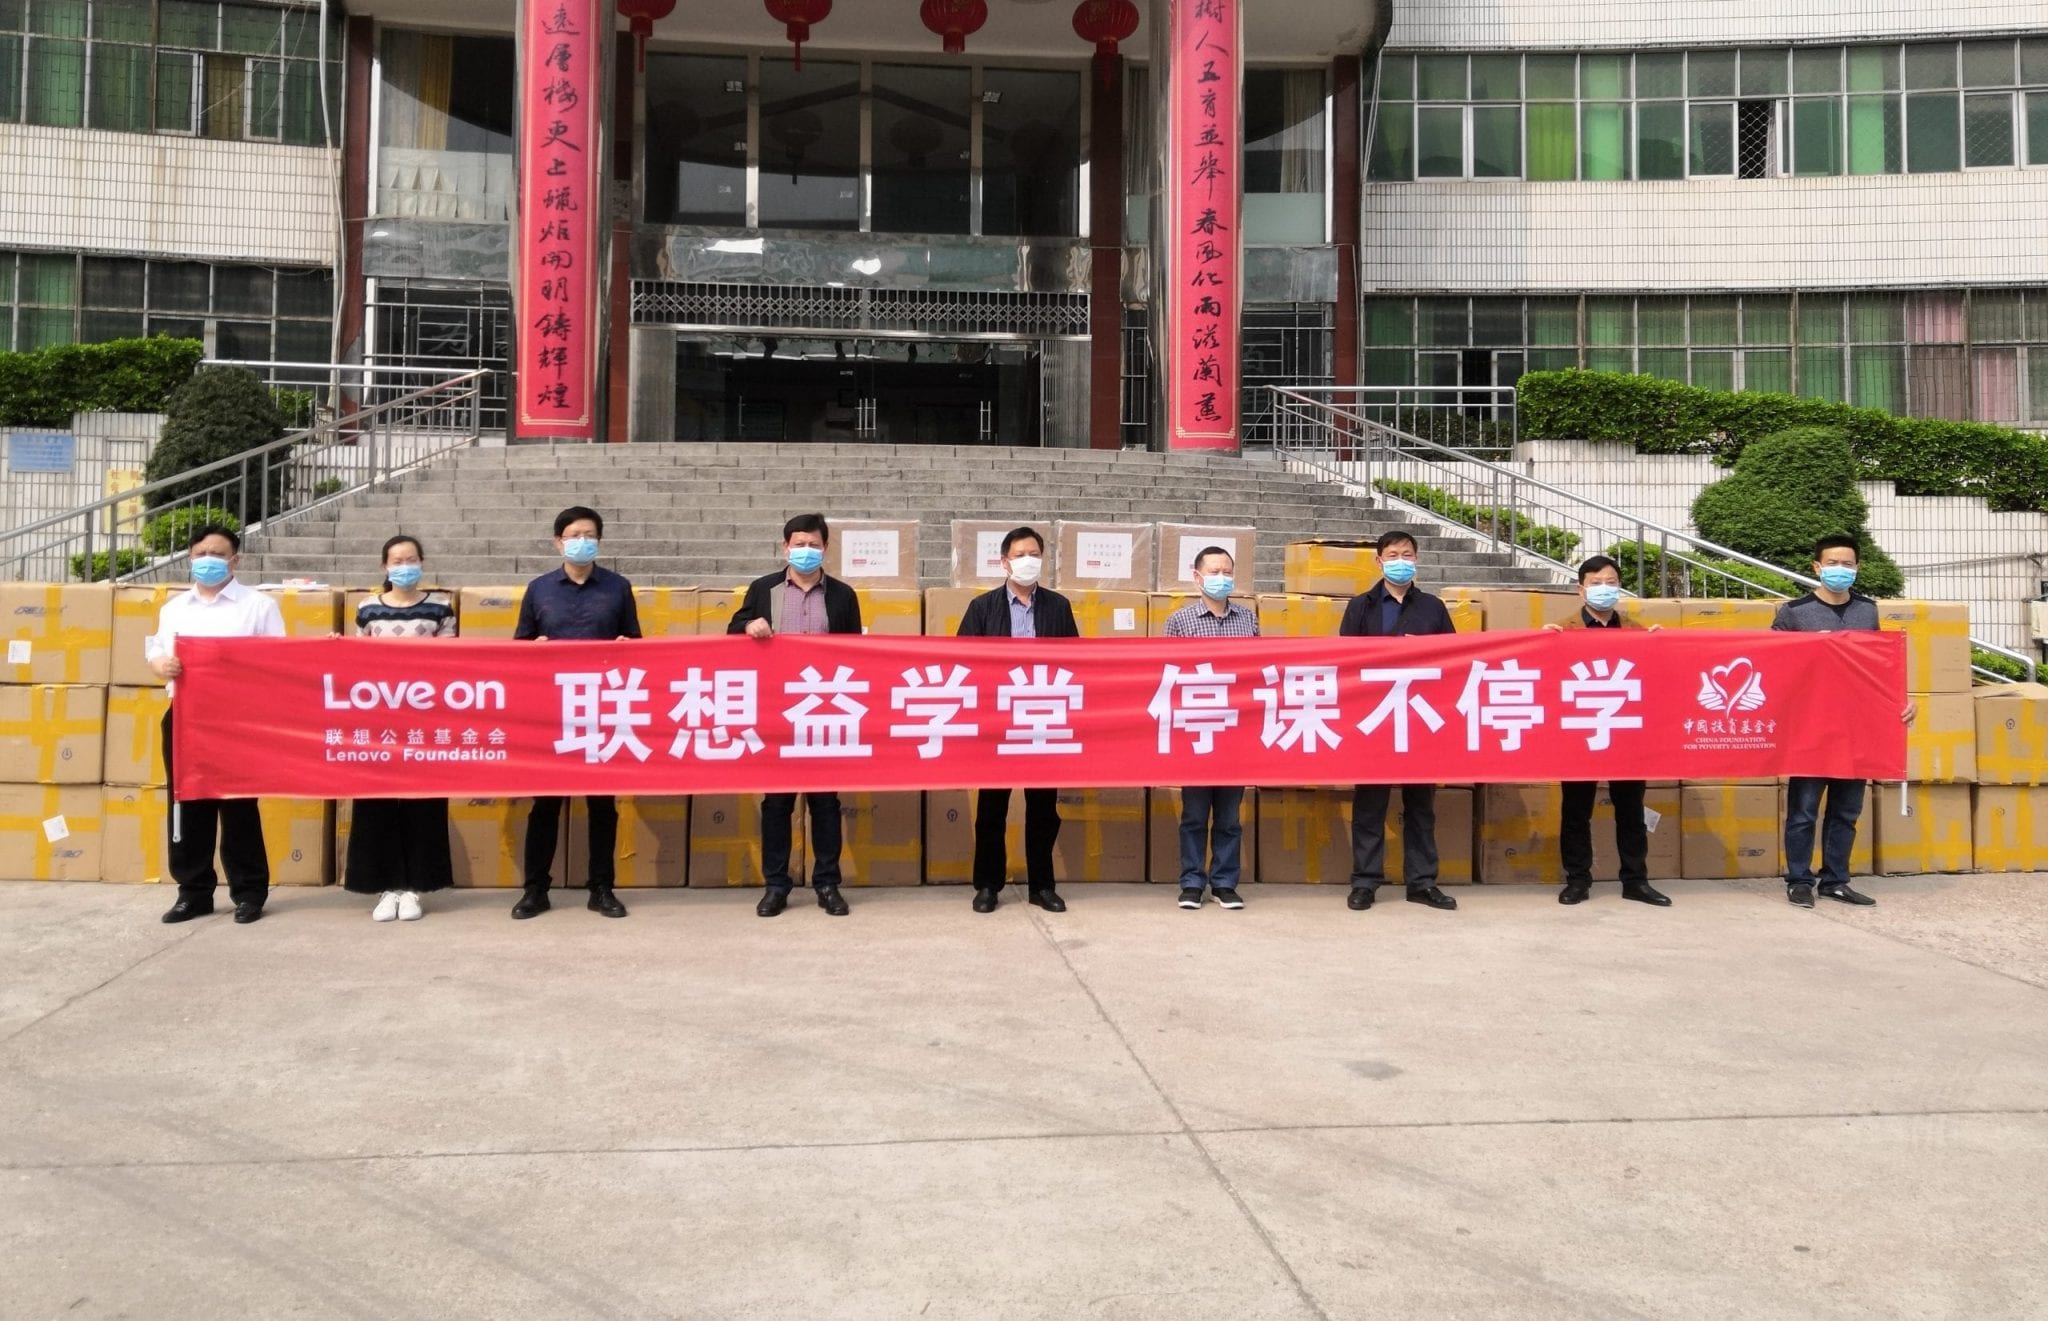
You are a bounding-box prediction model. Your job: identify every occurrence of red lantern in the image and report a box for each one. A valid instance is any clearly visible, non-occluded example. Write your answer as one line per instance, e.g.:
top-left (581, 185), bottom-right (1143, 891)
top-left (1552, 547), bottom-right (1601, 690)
top-left (1071, 0), bottom-right (1138, 89)
top-left (764, 0), bottom-right (832, 71)
top-left (919, 0), bottom-right (987, 56)
top-left (617, 0), bottom-right (675, 72)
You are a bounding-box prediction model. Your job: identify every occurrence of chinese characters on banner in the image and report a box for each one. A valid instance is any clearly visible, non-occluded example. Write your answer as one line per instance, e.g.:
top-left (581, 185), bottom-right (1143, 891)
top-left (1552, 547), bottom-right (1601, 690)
top-left (516, 0), bottom-right (603, 439)
top-left (171, 632), bottom-right (1907, 800)
top-left (1167, 0), bottom-right (1241, 450)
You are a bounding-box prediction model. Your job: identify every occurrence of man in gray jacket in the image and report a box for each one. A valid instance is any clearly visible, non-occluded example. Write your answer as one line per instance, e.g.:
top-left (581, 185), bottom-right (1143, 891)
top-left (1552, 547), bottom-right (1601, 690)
top-left (1771, 534), bottom-right (1917, 910)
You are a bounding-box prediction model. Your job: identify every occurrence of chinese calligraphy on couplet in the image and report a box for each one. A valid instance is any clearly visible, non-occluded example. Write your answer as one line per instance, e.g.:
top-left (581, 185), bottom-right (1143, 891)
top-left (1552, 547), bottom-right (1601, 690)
top-left (1168, 0), bottom-right (1240, 450)
top-left (517, 1), bottom-right (601, 438)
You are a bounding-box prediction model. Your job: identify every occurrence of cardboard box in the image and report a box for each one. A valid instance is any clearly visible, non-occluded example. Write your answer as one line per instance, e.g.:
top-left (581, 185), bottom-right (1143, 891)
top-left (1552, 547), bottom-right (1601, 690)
top-left (857, 588), bottom-right (924, 637)
top-left (925, 788), bottom-right (1145, 885)
top-left (1439, 587), bottom-right (1486, 634)
top-left (258, 799), bottom-right (333, 885)
top-left (688, 792), bottom-right (795, 887)
top-left (455, 586), bottom-right (525, 639)
top-left (1680, 784), bottom-right (1780, 878)
top-left (1594, 782), bottom-right (1682, 882)
top-left (2, 583), bottom-right (113, 685)
top-left (1282, 540), bottom-right (1382, 597)
top-left (951, 519), bottom-right (1024, 590)
top-left (1253, 593), bottom-right (1348, 639)
top-left (1873, 783), bottom-right (1973, 875)
top-left (1905, 692), bottom-right (1977, 784)
top-left (1620, 598), bottom-right (1683, 630)
top-left (1151, 787), bottom-right (1259, 885)
top-left (1679, 599), bottom-right (1781, 631)
top-left (1479, 783), bottom-right (1563, 884)
top-left (446, 797), bottom-right (564, 888)
top-left (695, 585), bottom-right (750, 635)
top-left (102, 686), bottom-right (170, 787)
top-left (1054, 521), bottom-right (1154, 593)
top-left (922, 587), bottom-right (980, 639)
top-left (1154, 524), bottom-right (1256, 594)
top-left (1974, 683), bottom-right (2048, 787)
top-left (1972, 786), bottom-right (2048, 873)
top-left (633, 586), bottom-right (700, 638)
top-left (1777, 783), bottom-right (1875, 878)
top-left (112, 584), bottom-right (180, 686)
top-left (0, 684), bottom-right (105, 784)
top-left (825, 519), bottom-right (919, 591)
top-left (1479, 590), bottom-right (1580, 632)
top-left (1877, 601), bottom-right (1972, 694)
top-left (100, 785), bottom-right (168, 884)
top-left (1265, 785), bottom-right (1473, 886)
top-left (836, 792), bottom-right (923, 886)
top-left (0, 785), bottom-right (102, 881)
top-left (260, 587), bottom-right (339, 637)
top-left (570, 795), bottom-right (687, 888)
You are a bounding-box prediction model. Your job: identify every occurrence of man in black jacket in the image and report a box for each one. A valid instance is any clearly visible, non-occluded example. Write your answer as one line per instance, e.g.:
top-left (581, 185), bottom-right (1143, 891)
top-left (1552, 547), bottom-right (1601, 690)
top-left (728, 513), bottom-right (863, 917)
top-left (957, 526), bottom-right (1077, 914)
top-left (1339, 528), bottom-right (1459, 913)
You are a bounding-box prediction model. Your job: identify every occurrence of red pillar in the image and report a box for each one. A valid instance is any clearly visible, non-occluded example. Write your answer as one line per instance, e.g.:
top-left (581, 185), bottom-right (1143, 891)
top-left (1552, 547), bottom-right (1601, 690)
top-left (1087, 55), bottom-right (1126, 450)
top-left (1330, 54), bottom-right (1361, 391)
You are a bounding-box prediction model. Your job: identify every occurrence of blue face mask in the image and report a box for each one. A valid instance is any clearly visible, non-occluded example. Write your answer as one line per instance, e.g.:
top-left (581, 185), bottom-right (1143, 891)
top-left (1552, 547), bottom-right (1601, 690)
top-left (787, 546), bottom-right (825, 574)
top-left (190, 555), bottom-right (230, 587)
top-left (1201, 574), bottom-right (1234, 601)
top-left (561, 536), bottom-right (600, 566)
top-left (1817, 565), bottom-right (1858, 592)
top-left (1380, 558), bottom-right (1417, 586)
top-left (386, 564), bottom-right (423, 590)
top-left (1584, 583), bottom-right (1623, 611)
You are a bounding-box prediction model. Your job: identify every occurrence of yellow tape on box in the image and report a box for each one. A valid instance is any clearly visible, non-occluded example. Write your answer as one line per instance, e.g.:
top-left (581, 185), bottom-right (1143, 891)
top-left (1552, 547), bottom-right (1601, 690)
top-left (1972, 786), bottom-right (2048, 873)
top-left (0, 784), bottom-right (102, 880)
top-left (1876, 601), bottom-right (1971, 694)
top-left (100, 786), bottom-right (168, 884)
top-left (1973, 683), bottom-right (2048, 787)
top-left (112, 584), bottom-right (179, 687)
top-left (1282, 541), bottom-right (1382, 597)
top-left (1873, 783), bottom-right (1972, 874)
top-left (102, 685), bottom-right (170, 787)
top-left (1679, 783), bottom-right (1780, 879)
top-left (2, 583), bottom-right (113, 685)
top-left (0, 684), bottom-right (105, 784)
top-left (572, 795), bottom-right (687, 887)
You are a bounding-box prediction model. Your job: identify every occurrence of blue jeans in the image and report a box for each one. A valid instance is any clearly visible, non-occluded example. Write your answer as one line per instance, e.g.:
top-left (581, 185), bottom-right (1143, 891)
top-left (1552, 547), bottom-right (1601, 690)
top-left (1783, 777), bottom-right (1866, 888)
top-left (1179, 787), bottom-right (1245, 891)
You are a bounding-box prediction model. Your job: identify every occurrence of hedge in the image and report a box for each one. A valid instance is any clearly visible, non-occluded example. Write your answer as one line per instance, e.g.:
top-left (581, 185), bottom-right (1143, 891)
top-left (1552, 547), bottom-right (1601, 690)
top-left (1602, 539), bottom-right (1802, 599)
top-left (1517, 369), bottom-right (2048, 514)
top-left (0, 337), bottom-right (203, 427)
top-left (1375, 478), bottom-right (1582, 562)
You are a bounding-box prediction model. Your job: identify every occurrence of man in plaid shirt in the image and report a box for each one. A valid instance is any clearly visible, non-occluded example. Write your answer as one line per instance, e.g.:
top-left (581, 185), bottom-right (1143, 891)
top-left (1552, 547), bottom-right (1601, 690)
top-left (1162, 546), bottom-right (1259, 911)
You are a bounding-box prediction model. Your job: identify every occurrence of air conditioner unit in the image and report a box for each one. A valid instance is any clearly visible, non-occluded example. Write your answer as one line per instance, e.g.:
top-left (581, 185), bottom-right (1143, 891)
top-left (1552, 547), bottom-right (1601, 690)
top-left (2031, 600), bottom-right (2048, 644)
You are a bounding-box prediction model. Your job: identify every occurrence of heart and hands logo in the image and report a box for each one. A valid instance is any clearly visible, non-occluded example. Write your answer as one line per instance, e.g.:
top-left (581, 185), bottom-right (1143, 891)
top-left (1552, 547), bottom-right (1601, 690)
top-left (1696, 658), bottom-right (1767, 717)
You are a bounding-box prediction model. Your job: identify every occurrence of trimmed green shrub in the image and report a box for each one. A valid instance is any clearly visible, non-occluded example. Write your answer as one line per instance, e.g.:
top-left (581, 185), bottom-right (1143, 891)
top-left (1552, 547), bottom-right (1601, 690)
top-left (69, 548), bottom-right (152, 582)
top-left (0, 337), bottom-right (203, 426)
top-left (143, 507), bottom-right (241, 556)
top-left (1972, 648), bottom-right (2033, 682)
top-left (143, 367), bottom-right (287, 511)
top-left (1375, 478), bottom-right (1582, 561)
top-left (1602, 540), bottom-right (1802, 599)
top-left (274, 388), bottom-right (317, 428)
top-left (1689, 426), bottom-right (1906, 597)
top-left (1518, 368), bottom-right (2048, 514)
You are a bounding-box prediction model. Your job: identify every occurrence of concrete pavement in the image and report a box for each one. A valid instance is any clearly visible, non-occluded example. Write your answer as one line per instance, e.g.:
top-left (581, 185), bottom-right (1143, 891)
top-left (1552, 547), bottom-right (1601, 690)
top-left (2, 876), bottom-right (2044, 1320)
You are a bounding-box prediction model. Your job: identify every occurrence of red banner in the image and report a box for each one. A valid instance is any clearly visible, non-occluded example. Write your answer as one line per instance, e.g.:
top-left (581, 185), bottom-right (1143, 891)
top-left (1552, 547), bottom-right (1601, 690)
top-left (1166, 0), bottom-right (1241, 450)
top-left (515, 0), bottom-right (603, 439)
top-left (174, 632), bottom-right (1906, 800)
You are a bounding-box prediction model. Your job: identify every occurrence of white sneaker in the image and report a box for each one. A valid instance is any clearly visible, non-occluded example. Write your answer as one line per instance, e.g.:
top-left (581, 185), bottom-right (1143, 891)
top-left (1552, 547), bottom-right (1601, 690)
top-left (396, 891), bottom-right (423, 921)
top-left (372, 891), bottom-right (400, 922)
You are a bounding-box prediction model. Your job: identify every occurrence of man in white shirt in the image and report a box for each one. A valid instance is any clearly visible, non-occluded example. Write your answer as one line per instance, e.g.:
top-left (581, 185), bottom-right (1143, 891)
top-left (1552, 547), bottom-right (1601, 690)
top-left (145, 524), bottom-right (285, 924)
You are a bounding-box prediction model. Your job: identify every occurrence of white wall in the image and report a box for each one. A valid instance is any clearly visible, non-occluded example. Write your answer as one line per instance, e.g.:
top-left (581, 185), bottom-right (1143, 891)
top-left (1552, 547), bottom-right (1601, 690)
top-left (0, 125), bottom-right (337, 266)
top-left (1389, 1), bottom-right (2045, 49)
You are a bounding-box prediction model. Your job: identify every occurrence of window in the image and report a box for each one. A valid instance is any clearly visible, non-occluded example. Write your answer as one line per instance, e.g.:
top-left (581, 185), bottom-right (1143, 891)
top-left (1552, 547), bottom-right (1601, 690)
top-left (1243, 68), bottom-right (1327, 242)
top-left (643, 53), bottom-right (747, 227)
top-left (981, 67), bottom-right (1081, 238)
top-left (0, 249), bottom-right (330, 359)
top-left (872, 64), bottom-right (971, 236)
top-left (377, 29), bottom-right (514, 221)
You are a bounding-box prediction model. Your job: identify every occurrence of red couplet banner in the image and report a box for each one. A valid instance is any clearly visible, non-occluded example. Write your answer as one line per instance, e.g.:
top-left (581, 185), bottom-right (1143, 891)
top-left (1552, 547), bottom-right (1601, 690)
top-left (174, 631), bottom-right (1906, 800)
top-left (1166, 0), bottom-right (1241, 450)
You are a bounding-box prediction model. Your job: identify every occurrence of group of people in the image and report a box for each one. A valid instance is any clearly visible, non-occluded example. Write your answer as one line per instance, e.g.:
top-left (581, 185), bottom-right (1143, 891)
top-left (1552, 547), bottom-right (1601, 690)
top-left (145, 512), bottom-right (1911, 926)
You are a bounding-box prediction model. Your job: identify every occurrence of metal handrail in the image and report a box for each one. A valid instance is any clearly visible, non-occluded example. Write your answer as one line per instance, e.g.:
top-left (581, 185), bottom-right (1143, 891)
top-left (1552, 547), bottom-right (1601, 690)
top-left (1265, 386), bottom-right (2038, 683)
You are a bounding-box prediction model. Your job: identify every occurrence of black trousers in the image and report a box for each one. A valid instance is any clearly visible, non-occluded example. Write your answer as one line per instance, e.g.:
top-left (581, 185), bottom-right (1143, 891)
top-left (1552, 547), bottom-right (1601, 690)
top-left (761, 791), bottom-right (843, 892)
top-left (973, 787), bottom-right (1060, 892)
top-left (524, 796), bottom-right (616, 889)
top-left (1349, 783), bottom-right (1437, 893)
top-left (1561, 780), bottom-right (1648, 885)
top-left (161, 708), bottom-right (268, 906)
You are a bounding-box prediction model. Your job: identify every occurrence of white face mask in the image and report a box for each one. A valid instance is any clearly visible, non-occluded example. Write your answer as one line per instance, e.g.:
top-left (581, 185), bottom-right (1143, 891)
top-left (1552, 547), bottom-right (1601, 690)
top-left (1008, 555), bottom-right (1043, 587)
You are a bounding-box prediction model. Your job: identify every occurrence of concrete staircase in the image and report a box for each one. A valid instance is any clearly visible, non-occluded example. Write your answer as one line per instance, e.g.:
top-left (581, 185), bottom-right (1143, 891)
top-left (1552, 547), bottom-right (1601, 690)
top-left (238, 442), bottom-right (1559, 592)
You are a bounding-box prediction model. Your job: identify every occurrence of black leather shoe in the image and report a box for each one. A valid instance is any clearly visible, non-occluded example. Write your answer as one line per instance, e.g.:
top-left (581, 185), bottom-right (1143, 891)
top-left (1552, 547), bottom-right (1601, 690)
top-left (1407, 887), bottom-right (1458, 910)
top-left (232, 902), bottom-right (264, 924)
top-left (1788, 883), bottom-right (1815, 909)
top-left (1622, 882), bottom-right (1673, 907)
top-left (1347, 887), bottom-right (1374, 910)
top-left (511, 889), bottom-right (551, 919)
top-left (1029, 890), bottom-right (1067, 913)
top-left (161, 897), bottom-right (213, 924)
top-left (815, 886), bottom-right (850, 916)
top-left (1559, 883), bottom-right (1591, 905)
top-left (587, 887), bottom-right (628, 918)
top-left (757, 889), bottom-right (788, 917)
top-left (1818, 883), bottom-right (1876, 907)
top-left (972, 889), bottom-right (999, 913)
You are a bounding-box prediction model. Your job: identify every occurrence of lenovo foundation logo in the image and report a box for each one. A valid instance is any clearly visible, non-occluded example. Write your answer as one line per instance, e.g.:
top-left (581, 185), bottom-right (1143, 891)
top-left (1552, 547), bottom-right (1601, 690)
top-left (1683, 657), bottom-right (1778, 749)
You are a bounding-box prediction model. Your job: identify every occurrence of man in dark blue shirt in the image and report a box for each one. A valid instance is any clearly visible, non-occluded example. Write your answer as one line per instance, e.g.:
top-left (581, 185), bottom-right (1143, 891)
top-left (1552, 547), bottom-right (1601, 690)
top-left (512, 505), bottom-right (643, 921)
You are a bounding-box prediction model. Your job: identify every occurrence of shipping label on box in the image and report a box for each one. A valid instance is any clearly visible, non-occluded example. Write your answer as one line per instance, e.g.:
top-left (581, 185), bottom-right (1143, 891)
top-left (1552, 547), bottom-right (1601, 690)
top-left (100, 785), bottom-right (168, 884)
top-left (260, 588), bottom-right (340, 638)
top-left (2, 583), bottom-right (113, 685)
top-left (456, 587), bottom-right (526, 639)
top-left (1973, 683), bottom-right (2048, 787)
top-left (950, 520), bottom-right (1019, 590)
top-left (634, 587), bottom-right (701, 639)
top-left (1972, 786), bottom-right (2048, 873)
top-left (444, 798), bottom-right (564, 888)
top-left (922, 587), bottom-right (980, 639)
top-left (112, 584), bottom-right (179, 687)
top-left (857, 588), bottom-right (924, 637)
top-left (1479, 590), bottom-right (1580, 632)
top-left (925, 787), bottom-right (1144, 884)
top-left (258, 799), bottom-right (333, 886)
top-left (1055, 521), bottom-right (1154, 593)
top-left (102, 685), bottom-right (170, 787)
top-left (0, 784), bottom-right (102, 881)
top-left (1680, 784), bottom-right (1781, 878)
top-left (1873, 783), bottom-right (1973, 875)
top-left (837, 792), bottom-right (923, 886)
top-left (571, 795), bottom-right (686, 888)
top-left (1438, 587), bottom-right (1486, 634)
top-left (1254, 594), bottom-right (1348, 639)
top-left (0, 684), bottom-right (105, 784)
top-left (1155, 524), bottom-right (1255, 594)
top-left (1877, 601), bottom-right (1971, 694)
top-left (1679, 599), bottom-right (1781, 631)
top-left (1152, 787), bottom-right (1260, 885)
top-left (827, 520), bottom-right (919, 590)
top-left (1282, 541), bottom-right (1382, 597)
top-left (1778, 783), bottom-right (1873, 876)
top-left (1068, 590), bottom-right (1147, 639)
top-left (688, 793), bottom-right (793, 887)
top-left (1906, 692), bottom-right (1977, 784)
